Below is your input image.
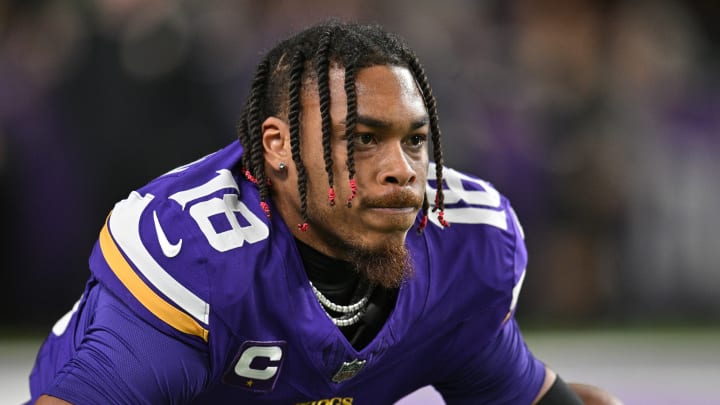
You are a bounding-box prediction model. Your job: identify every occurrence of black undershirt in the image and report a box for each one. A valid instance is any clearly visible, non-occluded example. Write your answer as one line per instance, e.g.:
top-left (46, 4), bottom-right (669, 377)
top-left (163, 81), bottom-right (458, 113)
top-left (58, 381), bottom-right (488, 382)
top-left (295, 239), bottom-right (397, 350)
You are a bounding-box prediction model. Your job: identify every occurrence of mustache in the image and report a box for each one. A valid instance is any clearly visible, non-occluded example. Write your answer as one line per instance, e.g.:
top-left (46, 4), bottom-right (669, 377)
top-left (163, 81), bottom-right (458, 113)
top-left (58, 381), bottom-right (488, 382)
top-left (362, 189), bottom-right (424, 209)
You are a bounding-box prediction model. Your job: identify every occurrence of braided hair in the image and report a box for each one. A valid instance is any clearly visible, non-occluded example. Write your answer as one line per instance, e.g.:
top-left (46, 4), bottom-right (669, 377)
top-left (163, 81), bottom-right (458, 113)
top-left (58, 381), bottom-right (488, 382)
top-left (237, 20), bottom-right (448, 233)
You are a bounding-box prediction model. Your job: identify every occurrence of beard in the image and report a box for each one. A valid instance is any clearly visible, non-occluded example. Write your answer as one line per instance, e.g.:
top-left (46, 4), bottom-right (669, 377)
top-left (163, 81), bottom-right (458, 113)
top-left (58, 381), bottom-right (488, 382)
top-left (347, 240), bottom-right (414, 289)
top-left (303, 185), bottom-right (422, 289)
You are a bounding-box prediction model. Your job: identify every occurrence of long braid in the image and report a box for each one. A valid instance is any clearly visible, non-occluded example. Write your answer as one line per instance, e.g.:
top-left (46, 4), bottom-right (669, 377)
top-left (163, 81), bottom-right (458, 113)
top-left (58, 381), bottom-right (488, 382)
top-left (242, 58), bottom-right (273, 217)
top-left (316, 29), bottom-right (336, 206)
top-left (418, 195), bottom-right (430, 234)
top-left (406, 53), bottom-right (449, 229)
top-left (287, 50), bottom-right (310, 231)
top-left (238, 21), bottom-right (448, 234)
top-left (343, 61), bottom-right (358, 207)
top-left (236, 108), bottom-right (250, 170)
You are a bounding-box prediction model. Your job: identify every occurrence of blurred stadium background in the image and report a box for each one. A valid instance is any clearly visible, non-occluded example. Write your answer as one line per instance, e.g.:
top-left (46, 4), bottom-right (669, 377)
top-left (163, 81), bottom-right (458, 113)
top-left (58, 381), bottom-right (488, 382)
top-left (1, 0), bottom-right (719, 403)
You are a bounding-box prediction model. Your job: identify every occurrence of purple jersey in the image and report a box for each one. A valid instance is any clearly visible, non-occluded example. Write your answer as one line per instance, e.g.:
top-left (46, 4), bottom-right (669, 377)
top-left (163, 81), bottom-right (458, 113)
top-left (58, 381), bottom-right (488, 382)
top-left (29, 140), bottom-right (545, 404)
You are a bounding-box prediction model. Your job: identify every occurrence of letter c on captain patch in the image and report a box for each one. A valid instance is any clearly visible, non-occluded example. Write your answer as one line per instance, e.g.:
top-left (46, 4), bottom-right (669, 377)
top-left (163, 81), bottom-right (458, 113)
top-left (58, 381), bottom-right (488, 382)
top-left (235, 345), bottom-right (282, 379)
top-left (223, 341), bottom-right (287, 392)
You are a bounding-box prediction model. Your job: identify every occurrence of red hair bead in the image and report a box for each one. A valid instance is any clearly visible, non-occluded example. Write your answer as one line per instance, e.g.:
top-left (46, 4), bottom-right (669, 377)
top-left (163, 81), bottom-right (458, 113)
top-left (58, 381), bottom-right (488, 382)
top-left (346, 178), bottom-right (357, 207)
top-left (328, 187), bottom-right (336, 206)
top-left (437, 211), bottom-right (450, 228)
top-left (417, 214), bottom-right (428, 234)
top-left (260, 201), bottom-right (271, 218)
top-left (242, 167), bottom-right (258, 184)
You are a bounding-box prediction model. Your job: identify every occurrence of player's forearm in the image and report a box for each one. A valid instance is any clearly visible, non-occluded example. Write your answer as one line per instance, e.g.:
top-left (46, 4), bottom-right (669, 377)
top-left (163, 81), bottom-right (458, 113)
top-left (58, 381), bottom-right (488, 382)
top-left (35, 395), bottom-right (72, 405)
top-left (534, 368), bottom-right (622, 405)
top-left (569, 383), bottom-right (623, 405)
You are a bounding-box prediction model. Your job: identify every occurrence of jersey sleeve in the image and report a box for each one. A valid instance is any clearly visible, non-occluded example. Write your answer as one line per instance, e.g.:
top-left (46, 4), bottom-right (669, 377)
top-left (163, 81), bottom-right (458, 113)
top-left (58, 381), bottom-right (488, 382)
top-left (434, 318), bottom-right (546, 404)
top-left (42, 284), bottom-right (209, 404)
top-left (424, 164), bottom-right (539, 402)
top-left (426, 163), bottom-right (529, 323)
top-left (89, 189), bottom-right (211, 345)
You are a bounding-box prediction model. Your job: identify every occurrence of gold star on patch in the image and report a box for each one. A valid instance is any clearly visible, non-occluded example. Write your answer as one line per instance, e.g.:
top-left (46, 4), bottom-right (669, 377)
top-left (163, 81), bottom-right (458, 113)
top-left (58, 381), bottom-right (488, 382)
top-left (246, 379), bottom-right (254, 387)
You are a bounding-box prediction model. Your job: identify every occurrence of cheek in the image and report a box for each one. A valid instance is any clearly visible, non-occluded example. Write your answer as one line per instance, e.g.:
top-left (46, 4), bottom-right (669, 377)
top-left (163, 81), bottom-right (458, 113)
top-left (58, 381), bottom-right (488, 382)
top-left (417, 156), bottom-right (429, 175)
top-left (330, 145), bottom-right (350, 172)
top-left (343, 156), bottom-right (374, 186)
top-left (410, 152), bottom-right (429, 174)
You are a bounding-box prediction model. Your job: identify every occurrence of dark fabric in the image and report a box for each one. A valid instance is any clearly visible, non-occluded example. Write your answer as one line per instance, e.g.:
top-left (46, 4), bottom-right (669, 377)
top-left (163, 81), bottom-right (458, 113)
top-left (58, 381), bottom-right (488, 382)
top-left (537, 375), bottom-right (584, 405)
top-left (295, 238), bottom-right (397, 349)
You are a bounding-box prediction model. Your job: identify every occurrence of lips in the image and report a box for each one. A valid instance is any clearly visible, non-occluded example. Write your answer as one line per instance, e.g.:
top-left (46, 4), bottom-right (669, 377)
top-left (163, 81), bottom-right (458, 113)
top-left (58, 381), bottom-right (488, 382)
top-left (369, 206), bottom-right (417, 212)
top-left (368, 203), bottom-right (418, 210)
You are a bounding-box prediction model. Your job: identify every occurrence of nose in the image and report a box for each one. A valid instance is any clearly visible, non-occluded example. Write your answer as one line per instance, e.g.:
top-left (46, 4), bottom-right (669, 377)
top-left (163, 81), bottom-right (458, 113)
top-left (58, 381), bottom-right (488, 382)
top-left (378, 143), bottom-right (417, 187)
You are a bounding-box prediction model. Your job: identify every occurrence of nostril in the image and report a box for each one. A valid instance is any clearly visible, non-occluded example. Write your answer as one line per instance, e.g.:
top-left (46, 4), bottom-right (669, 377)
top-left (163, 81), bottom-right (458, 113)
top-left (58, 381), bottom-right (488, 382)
top-left (385, 176), bottom-right (399, 184)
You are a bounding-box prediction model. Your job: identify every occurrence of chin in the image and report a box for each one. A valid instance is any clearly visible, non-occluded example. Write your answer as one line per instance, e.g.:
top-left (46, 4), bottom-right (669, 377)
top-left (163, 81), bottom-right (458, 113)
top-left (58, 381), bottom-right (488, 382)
top-left (359, 229), bottom-right (409, 252)
top-left (347, 234), bottom-right (414, 289)
top-left (363, 213), bottom-right (417, 235)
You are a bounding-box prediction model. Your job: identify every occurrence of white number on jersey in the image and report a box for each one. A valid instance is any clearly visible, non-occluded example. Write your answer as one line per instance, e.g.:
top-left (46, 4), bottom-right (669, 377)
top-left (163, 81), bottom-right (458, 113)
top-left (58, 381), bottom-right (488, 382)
top-left (168, 169), bottom-right (269, 252)
top-left (426, 164), bottom-right (508, 230)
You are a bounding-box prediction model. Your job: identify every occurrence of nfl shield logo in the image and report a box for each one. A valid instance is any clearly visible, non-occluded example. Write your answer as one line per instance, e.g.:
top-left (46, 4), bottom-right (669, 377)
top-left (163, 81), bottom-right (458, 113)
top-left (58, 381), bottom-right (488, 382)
top-left (332, 358), bottom-right (366, 383)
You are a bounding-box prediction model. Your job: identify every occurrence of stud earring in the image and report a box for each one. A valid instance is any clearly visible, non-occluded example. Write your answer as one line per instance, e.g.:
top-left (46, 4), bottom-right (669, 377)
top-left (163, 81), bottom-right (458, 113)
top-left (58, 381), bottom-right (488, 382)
top-left (278, 162), bottom-right (287, 171)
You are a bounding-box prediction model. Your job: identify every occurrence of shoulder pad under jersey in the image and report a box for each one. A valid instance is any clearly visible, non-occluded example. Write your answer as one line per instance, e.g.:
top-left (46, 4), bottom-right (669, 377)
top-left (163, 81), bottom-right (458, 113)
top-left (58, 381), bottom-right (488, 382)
top-left (422, 163), bottom-right (527, 323)
top-left (89, 141), bottom-right (271, 343)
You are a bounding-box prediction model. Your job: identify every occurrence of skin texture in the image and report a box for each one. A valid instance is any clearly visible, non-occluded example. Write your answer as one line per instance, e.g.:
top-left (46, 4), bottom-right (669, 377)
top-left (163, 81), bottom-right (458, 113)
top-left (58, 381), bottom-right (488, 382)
top-left (36, 397), bottom-right (69, 405)
top-left (569, 383), bottom-right (624, 405)
top-left (535, 367), bottom-right (557, 404)
top-left (35, 65), bottom-right (622, 405)
top-left (263, 65), bottom-right (428, 261)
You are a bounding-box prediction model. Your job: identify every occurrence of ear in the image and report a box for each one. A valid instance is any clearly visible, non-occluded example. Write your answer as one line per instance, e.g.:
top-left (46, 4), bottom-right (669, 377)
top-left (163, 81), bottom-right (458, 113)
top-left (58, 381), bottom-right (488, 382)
top-left (262, 116), bottom-right (291, 169)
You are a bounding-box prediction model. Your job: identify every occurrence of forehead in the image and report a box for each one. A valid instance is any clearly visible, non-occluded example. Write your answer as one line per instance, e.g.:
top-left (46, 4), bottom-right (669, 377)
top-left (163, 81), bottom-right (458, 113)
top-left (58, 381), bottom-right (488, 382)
top-left (304, 65), bottom-right (428, 124)
top-left (350, 65), bottom-right (421, 100)
top-left (353, 65), bottom-right (427, 118)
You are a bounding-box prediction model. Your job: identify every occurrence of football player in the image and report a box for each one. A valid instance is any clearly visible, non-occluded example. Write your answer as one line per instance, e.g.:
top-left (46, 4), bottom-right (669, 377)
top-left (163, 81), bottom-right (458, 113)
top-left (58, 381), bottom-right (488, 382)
top-left (30, 20), bottom-right (621, 404)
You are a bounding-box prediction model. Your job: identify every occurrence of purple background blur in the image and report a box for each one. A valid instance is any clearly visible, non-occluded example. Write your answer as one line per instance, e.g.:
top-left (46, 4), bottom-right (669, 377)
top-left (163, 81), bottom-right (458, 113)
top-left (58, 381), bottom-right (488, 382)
top-left (1, 0), bottom-right (719, 332)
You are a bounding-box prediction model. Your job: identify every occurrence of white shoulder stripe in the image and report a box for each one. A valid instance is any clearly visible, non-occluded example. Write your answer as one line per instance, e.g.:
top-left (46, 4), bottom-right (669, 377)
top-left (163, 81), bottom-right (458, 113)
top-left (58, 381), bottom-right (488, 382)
top-left (109, 191), bottom-right (210, 325)
top-left (427, 206), bottom-right (507, 230)
top-left (510, 269), bottom-right (526, 312)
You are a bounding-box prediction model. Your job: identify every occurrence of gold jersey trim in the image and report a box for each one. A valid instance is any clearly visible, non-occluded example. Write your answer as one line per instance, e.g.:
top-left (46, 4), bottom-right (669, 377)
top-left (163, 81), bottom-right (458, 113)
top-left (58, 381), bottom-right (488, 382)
top-left (99, 218), bottom-right (209, 342)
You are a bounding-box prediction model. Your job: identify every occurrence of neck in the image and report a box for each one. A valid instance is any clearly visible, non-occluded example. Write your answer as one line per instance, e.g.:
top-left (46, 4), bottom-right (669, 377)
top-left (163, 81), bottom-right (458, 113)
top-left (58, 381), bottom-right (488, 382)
top-left (295, 238), bottom-right (360, 306)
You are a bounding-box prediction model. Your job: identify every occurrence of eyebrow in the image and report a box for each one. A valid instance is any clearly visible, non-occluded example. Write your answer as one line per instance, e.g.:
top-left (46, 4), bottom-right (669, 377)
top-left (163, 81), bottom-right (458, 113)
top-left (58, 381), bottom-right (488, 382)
top-left (341, 115), bottom-right (429, 131)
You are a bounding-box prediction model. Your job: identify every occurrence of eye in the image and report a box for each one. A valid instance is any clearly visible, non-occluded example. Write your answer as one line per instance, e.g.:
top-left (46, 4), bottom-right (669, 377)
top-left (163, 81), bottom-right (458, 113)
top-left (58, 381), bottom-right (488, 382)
top-left (407, 134), bottom-right (427, 147)
top-left (355, 133), bottom-right (375, 146)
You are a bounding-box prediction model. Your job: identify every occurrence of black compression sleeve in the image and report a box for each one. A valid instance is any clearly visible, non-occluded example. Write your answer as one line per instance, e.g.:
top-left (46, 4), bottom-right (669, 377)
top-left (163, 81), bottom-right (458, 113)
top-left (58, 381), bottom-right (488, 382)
top-left (536, 375), bottom-right (584, 405)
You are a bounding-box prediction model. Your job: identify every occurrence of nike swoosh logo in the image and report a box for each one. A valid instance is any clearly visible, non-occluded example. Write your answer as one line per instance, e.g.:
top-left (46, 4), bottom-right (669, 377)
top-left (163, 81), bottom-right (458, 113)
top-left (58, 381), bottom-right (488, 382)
top-left (153, 211), bottom-right (182, 258)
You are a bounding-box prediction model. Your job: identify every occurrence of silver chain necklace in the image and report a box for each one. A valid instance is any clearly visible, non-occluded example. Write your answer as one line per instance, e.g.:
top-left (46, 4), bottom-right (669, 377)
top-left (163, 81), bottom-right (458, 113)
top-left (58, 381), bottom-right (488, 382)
top-left (309, 281), bottom-right (374, 327)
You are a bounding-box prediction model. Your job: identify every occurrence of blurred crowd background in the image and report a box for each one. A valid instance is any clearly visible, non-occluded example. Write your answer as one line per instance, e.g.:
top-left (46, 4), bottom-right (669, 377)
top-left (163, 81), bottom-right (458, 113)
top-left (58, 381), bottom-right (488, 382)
top-left (1, 0), bottom-right (719, 332)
